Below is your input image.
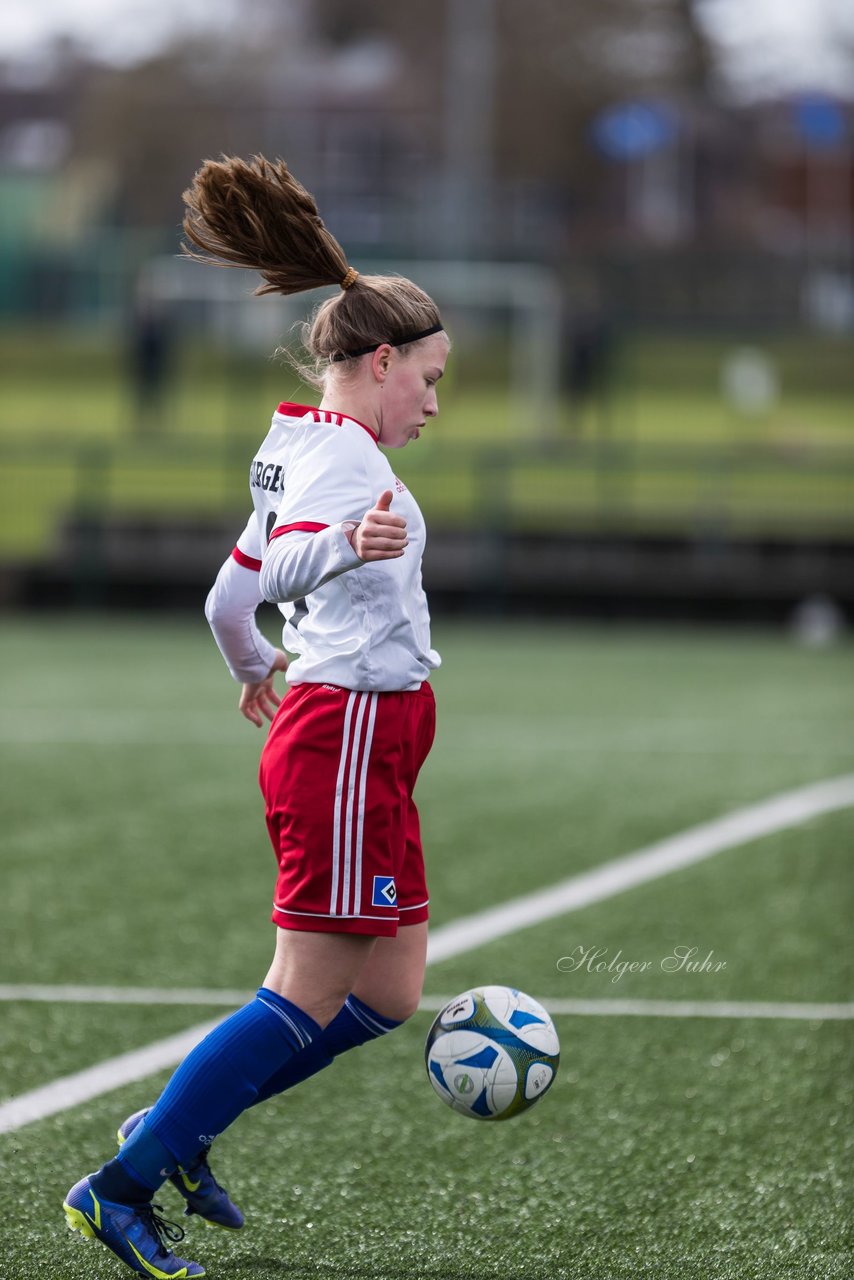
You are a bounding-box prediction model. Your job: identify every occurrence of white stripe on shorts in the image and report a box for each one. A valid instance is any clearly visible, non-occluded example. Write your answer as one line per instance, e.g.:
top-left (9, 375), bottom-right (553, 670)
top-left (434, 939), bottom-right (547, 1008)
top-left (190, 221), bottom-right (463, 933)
top-left (352, 693), bottom-right (378, 916)
top-left (341, 693), bottom-right (369, 916)
top-left (330, 692), bottom-right (379, 917)
top-left (330, 692), bottom-right (358, 915)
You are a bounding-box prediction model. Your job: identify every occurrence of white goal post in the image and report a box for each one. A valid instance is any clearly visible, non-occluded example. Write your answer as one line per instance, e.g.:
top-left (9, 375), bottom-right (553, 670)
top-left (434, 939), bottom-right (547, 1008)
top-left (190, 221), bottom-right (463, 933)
top-left (139, 255), bottom-right (564, 435)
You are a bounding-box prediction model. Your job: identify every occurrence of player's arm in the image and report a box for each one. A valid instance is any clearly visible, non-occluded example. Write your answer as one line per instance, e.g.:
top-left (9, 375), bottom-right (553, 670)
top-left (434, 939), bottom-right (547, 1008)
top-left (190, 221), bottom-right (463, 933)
top-left (205, 515), bottom-right (285, 686)
top-left (259, 433), bottom-right (407, 605)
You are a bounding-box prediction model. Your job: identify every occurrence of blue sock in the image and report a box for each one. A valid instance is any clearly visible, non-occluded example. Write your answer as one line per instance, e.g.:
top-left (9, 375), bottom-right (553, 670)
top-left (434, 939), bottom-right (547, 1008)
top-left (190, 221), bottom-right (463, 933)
top-left (253, 993), bottom-right (401, 1107)
top-left (105, 988), bottom-right (319, 1195)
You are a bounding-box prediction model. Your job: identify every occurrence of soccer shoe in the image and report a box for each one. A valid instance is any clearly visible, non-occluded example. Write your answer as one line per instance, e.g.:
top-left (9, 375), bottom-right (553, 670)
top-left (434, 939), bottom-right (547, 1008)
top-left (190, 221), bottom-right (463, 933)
top-left (63, 1174), bottom-right (205, 1278)
top-left (118, 1108), bottom-right (245, 1231)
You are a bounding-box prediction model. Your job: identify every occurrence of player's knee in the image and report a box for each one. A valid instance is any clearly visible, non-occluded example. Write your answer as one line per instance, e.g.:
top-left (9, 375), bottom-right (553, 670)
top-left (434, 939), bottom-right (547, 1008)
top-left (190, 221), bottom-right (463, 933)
top-left (371, 989), bottom-right (422, 1023)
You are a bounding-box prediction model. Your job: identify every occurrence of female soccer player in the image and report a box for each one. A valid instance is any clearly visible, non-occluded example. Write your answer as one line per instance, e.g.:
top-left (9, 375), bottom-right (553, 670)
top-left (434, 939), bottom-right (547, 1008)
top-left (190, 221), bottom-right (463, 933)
top-left (64, 154), bottom-right (449, 1278)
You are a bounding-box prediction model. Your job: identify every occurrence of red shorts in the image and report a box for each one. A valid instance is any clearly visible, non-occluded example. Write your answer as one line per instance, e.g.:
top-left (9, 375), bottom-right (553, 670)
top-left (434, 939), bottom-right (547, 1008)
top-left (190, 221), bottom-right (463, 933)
top-left (259, 681), bottom-right (435, 937)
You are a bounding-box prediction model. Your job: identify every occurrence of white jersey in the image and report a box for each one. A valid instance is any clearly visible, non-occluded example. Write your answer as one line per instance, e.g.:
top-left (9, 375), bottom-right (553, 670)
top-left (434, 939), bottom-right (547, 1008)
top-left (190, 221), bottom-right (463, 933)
top-left (205, 401), bottom-right (440, 692)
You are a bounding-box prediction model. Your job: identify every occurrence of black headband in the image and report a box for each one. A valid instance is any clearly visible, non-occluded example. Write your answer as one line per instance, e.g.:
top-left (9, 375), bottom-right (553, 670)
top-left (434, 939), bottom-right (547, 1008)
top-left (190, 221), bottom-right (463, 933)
top-left (330, 322), bottom-right (444, 363)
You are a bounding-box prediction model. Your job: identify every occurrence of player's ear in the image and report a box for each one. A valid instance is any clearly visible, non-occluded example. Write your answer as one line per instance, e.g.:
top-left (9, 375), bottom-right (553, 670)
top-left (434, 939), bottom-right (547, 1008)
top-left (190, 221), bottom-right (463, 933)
top-left (371, 343), bottom-right (393, 383)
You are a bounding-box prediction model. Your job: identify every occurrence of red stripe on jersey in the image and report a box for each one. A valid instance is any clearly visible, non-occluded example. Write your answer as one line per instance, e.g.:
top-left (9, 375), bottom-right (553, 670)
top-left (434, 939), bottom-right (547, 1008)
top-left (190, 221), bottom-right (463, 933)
top-left (269, 521), bottom-right (329, 540)
top-left (276, 401), bottom-right (314, 417)
top-left (231, 547), bottom-right (262, 571)
top-left (275, 401), bottom-right (378, 445)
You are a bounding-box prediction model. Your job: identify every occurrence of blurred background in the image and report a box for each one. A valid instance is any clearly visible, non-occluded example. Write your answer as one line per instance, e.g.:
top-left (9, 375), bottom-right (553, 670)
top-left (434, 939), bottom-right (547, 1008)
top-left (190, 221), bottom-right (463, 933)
top-left (1, 0), bottom-right (852, 627)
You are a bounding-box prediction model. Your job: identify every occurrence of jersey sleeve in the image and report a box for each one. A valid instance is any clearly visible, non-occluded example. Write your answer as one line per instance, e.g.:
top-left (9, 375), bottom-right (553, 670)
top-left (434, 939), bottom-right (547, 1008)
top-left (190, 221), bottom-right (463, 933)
top-left (205, 515), bottom-right (279, 683)
top-left (231, 512), bottom-right (264, 572)
top-left (259, 426), bottom-right (370, 605)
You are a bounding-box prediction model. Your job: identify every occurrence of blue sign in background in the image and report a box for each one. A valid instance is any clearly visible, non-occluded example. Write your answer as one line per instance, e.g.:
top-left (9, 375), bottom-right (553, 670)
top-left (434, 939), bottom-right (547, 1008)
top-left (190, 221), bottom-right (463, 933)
top-left (792, 94), bottom-right (846, 150)
top-left (591, 102), bottom-right (678, 160)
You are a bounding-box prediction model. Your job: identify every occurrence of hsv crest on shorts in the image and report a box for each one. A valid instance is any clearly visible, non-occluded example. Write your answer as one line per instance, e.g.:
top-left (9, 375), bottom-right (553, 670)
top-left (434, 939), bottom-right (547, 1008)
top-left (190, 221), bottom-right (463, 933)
top-left (372, 875), bottom-right (397, 907)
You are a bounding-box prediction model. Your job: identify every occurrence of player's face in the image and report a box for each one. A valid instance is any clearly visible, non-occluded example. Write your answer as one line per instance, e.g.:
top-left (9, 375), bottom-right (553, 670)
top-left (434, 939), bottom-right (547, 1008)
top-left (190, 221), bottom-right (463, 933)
top-left (376, 332), bottom-right (450, 449)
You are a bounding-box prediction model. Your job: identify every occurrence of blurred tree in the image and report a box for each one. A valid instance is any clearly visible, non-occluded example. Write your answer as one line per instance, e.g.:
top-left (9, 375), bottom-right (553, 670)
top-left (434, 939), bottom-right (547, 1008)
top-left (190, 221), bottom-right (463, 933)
top-left (310, 0), bottom-right (715, 175)
top-left (69, 48), bottom-right (266, 230)
top-left (310, 0), bottom-right (717, 249)
top-left (52, 0), bottom-right (718, 246)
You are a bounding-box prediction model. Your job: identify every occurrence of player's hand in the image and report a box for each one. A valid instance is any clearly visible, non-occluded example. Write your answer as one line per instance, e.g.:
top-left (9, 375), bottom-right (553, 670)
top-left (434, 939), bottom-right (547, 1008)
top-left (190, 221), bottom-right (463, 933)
top-left (351, 489), bottom-right (408, 561)
top-left (239, 650), bottom-right (288, 727)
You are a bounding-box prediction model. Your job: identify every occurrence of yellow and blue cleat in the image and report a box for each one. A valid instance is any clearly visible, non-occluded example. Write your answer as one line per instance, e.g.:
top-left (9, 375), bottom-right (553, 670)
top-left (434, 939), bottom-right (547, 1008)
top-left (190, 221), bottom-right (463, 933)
top-left (63, 1174), bottom-right (205, 1277)
top-left (118, 1108), bottom-right (245, 1231)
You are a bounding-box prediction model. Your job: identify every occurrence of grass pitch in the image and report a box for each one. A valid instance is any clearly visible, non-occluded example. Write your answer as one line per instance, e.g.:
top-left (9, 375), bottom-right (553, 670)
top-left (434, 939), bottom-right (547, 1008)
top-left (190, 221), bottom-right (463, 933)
top-left (0, 617), bottom-right (852, 1279)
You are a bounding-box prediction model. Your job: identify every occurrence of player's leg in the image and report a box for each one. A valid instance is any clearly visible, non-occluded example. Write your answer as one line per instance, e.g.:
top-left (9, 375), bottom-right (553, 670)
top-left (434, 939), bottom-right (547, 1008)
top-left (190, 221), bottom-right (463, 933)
top-left (252, 692), bottom-right (433, 1106)
top-left (112, 927), bottom-right (418, 1238)
top-left (350, 919), bottom-right (428, 1020)
top-left (102, 929), bottom-right (374, 1184)
top-left (252, 920), bottom-right (427, 1106)
top-left (67, 686), bottom-right (433, 1273)
top-left (65, 929), bottom-right (374, 1276)
top-left (262, 924), bottom-right (381, 1024)
top-left (74, 683), bottom-right (387, 1271)
top-left (253, 685), bottom-right (434, 1105)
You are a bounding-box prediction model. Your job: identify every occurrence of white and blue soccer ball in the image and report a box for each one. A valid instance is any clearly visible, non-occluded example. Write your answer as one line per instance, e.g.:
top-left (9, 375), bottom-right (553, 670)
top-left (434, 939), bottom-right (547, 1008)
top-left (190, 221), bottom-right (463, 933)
top-left (425, 986), bottom-right (560, 1121)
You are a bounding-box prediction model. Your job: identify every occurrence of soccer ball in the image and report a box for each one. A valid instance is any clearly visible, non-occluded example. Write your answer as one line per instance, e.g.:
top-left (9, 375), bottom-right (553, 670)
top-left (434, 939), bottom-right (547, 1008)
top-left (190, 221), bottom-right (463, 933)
top-left (424, 986), bottom-right (560, 1121)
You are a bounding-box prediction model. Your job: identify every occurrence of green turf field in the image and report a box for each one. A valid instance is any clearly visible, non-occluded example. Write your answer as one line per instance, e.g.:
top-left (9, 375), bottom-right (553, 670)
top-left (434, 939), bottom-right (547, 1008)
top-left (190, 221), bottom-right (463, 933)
top-left (0, 618), bottom-right (852, 1278)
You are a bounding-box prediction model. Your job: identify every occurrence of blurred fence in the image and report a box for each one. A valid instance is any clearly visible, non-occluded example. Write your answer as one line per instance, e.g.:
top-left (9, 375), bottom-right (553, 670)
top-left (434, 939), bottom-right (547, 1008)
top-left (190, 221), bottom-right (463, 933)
top-left (3, 435), bottom-right (853, 553)
top-left (2, 435), bottom-right (852, 619)
top-left (2, 247), bottom-right (852, 620)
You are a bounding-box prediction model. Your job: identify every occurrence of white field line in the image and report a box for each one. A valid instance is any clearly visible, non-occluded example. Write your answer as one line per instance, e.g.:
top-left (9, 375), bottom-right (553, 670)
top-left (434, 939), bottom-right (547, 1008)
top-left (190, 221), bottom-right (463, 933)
top-left (0, 1020), bottom-right (223, 1137)
top-left (420, 996), bottom-right (854, 1021)
top-left (426, 773), bottom-right (854, 964)
top-left (0, 985), bottom-right (250, 1006)
top-left (2, 986), bottom-right (853, 1023)
top-left (1, 773), bottom-right (852, 1137)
